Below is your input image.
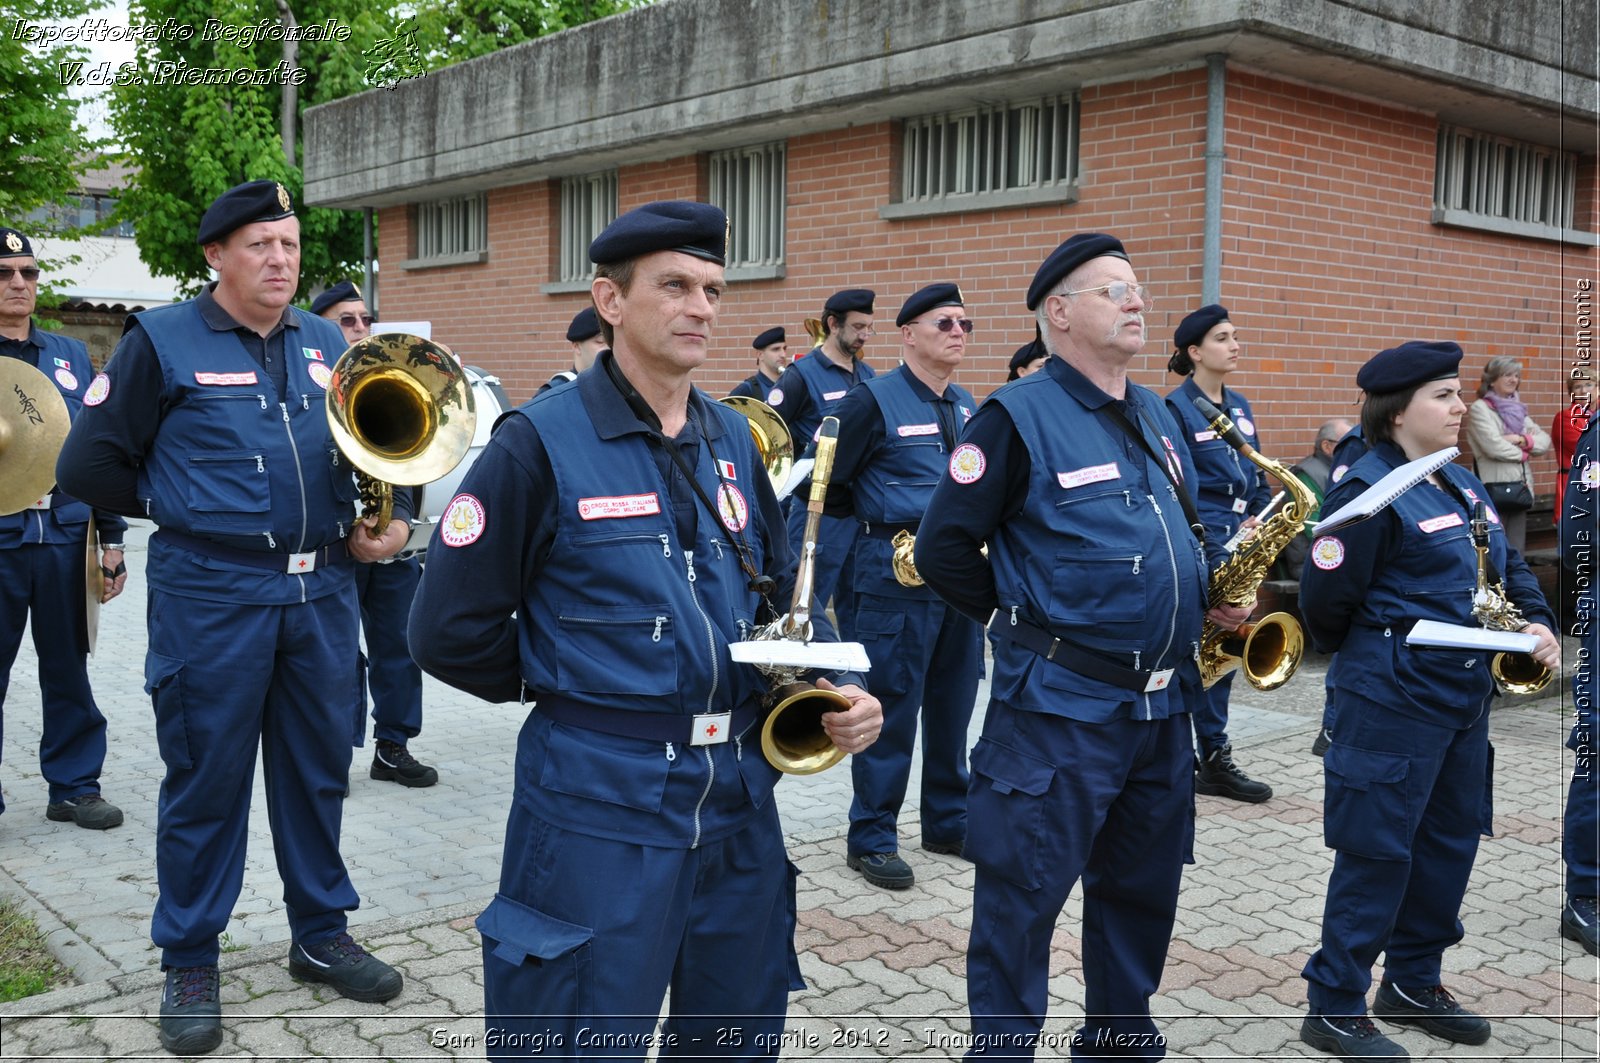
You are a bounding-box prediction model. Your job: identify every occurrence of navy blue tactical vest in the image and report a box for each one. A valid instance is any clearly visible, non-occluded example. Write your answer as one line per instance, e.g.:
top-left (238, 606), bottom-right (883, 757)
top-left (851, 367), bottom-right (975, 601)
top-left (774, 347), bottom-right (875, 446)
top-left (987, 373), bottom-right (1207, 720)
top-left (0, 329), bottom-right (100, 547)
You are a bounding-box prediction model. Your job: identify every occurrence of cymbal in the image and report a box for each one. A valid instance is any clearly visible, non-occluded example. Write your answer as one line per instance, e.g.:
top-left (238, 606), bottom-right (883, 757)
top-left (0, 360), bottom-right (70, 516)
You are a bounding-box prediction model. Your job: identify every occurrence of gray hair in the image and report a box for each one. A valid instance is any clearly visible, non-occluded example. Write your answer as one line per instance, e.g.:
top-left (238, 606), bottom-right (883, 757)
top-left (1034, 262), bottom-right (1100, 357)
top-left (1477, 355), bottom-right (1523, 398)
top-left (1315, 418), bottom-right (1351, 449)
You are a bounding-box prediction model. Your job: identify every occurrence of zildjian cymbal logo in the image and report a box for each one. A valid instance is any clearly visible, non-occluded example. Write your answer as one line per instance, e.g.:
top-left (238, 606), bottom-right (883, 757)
top-left (14, 384), bottom-right (43, 425)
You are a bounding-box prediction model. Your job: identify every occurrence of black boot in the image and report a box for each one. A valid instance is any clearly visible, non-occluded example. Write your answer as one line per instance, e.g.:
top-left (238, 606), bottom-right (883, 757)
top-left (1196, 744), bottom-right (1273, 803)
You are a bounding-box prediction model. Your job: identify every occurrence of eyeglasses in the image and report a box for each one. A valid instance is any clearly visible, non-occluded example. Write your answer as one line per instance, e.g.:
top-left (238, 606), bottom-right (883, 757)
top-left (0, 267), bottom-right (41, 283)
top-left (843, 323), bottom-right (874, 337)
top-left (1063, 281), bottom-right (1153, 311)
top-left (912, 316), bottom-right (975, 335)
top-left (338, 313), bottom-right (375, 329)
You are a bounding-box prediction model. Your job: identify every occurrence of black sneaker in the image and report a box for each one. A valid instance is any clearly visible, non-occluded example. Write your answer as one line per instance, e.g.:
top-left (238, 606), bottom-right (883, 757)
top-left (846, 851), bottom-right (915, 889)
top-left (46, 793), bottom-right (124, 830)
top-left (1311, 727), bottom-right (1333, 758)
top-left (370, 740), bottom-right (438, 787)
top-left (288, 931), bottom-right (403, 1002)
top-left (1372, 981), bottom-right (1490, 1045)
top-left (921, 837), bottom-right (967, 859)
top-left (1299, 1013), bottom-right (1409, 1060)
top-left (159, 965), bottom-right (222, 1055)
top-left (1195, 744), bottom-right (1273, 803)
top-left (1562, 896), bottom-right (1600, 956)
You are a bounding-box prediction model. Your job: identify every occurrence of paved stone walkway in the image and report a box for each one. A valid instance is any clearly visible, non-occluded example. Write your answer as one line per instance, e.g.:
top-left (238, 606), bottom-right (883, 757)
top-left (0, 523), bottom-right (1594, 1058)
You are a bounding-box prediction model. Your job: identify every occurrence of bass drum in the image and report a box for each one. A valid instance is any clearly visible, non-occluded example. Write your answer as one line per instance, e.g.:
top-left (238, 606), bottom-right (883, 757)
top-left (402, 365), bottom-right (511, 557)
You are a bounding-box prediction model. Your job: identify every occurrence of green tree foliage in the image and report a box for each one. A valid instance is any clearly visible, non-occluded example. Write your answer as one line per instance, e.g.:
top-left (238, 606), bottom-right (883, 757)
top-left (110, 0), bottom-right (647, 297)
top-left (0, 0), bottom-right (101, 223)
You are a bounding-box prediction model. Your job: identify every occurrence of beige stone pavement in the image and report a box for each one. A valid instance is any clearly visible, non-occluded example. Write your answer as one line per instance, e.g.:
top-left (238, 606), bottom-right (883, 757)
top-left (0, 525), bottom-right (1595, 1059)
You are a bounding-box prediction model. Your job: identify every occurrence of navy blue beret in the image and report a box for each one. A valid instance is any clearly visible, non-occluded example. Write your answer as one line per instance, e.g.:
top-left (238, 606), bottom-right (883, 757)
top-left (566, 307), bottom-right (601, 342)
top-left (1025, 233), bottom-right (1128, 310)
top-left (824, 288), bottom-right (875, 317)
top-left (1174, 304), bottom-right (1230, 352)
top-left (589, 200), bottom-right (725, 266)
top-left (197, 180), bottom-right (295, 245)
top-left (1356, 341), bottom-right (1464, 394)
top-left (310, 281), bottom-right (363, 317)
top-left (0, 228), bottom-right (34, 259)
top-left (752, 327), bottom-right (785, 350)
top-left (896, 283), bottom-right (964, 328)
top-left (1009, 339), bottom-right (1046, 373)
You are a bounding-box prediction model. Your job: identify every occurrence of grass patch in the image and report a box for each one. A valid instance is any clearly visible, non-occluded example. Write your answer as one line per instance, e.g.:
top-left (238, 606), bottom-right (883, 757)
top-left (0, 897), bottom-right (70, 1001)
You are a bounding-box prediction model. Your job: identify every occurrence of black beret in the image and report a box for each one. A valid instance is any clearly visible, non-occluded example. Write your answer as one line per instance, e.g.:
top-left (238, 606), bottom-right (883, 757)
top-left (310, 280), bottom-right (363, 317)
top-left (1356, 341), bottom-right (1464, 395)
top-left (752, 326), bottom-right (785, 350)
top-left (1009, 339), bottom-right (1046, 374)
top-left (589, 200), bottom-right (725, 266)
top-left (896, 283), bottom-right (965, 328)
top-left (824, 289), bottom-right (875, 317)
top-left (0, 228), bottom-right (34, 259)
top-left (197, 180), bottom-right (296, 245)
top-left (565, 307), bottom-right (601, 343)
top-left (1025, 233), bottom-right (1128, 310)
top-left (1174, 304), bottom-right (1230, 352)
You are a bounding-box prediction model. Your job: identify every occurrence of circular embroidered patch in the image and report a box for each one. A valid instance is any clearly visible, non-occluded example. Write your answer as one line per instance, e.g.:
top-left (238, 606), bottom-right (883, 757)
top-left (1311, 536), bottom-right (1345, 570)
top-left (1583, 460), bottom-right (1600, 491)
top-left (440, 493), bottom-right (486, 547)
top-left (307, 362), bottom-right (333, 390)
top-left (83, 373), bottom-right (111, 406)
top-left (1236, 416), bottom-right (1256, 436)
top-left (716, 483), bottom-right (749, 533)
top-left (1330, 463), bottom-right (1349, 483)
top-left (949, 443), bottom-right (986, 484)
top-left (55, 368), bottom-right (79, 392)
top-left (766, 387), bottom-right (784, 406)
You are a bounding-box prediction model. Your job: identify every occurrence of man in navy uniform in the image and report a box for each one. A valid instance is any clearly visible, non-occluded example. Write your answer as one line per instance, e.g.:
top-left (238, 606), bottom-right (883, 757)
top-left (540, 306), bottom-right (606, 393)
top-left (918, 234), bottom-right (1249, 1058)
top-left (1559, 415), bottom-right (1599, 956)
top-left (768, 288), bottom-right (877, 639)
top-left (0, 228), bottom-right (127, 830)
top-left (824, 283), bottom-right (982, 890)
top-left (728, 326), bottom-right (790, 401)
top-left (57, 181), bottom-right (408, 1056)
top-left (311, 281), bottom-right (437, 788)
top-left (407, 200), bottom-right (882, 1061)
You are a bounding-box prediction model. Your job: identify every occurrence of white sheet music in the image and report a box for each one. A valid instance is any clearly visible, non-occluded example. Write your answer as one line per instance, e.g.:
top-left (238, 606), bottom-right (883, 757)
top-left (1312, 447), bottom-right (1459, 535)
top-left (777, 458), bottom-right (815, 502)
top-left (1406, 619), bottom-right (1537, 654)
top-left (729, 639), bottom-right (871, 672)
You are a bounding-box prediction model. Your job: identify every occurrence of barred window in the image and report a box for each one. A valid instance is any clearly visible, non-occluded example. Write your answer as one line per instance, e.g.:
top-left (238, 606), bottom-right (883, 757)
top-left (901, 95), bottom-right (1077, 202)
top-left (414, 194), bottom-right (487, 260)
top-left (1435, 126), bottom-right (1577, 230)
top-left (558, 171), bottom-right (618, 283)
top-left (708, 142), bottom-right (786, 269)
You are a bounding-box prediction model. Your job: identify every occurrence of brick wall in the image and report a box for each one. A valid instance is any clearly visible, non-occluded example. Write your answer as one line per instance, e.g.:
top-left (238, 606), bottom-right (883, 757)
top-left (370, 64), bottom-right (1598, 500)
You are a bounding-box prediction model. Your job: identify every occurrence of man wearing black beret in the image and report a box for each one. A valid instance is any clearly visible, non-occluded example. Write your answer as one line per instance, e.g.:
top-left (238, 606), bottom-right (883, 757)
top-left (727, 325), bottom-right (791, 401)
top-left (408, 199), bottom-right (882, 1060)
top-left (822, 282), bottom-right (983, 890)
top-left (0, 228), bottom-right (129, 833)
top-left (538, 306), bottom-right (606, 393)
top-left (310, 280), bottom-right (372, 347)
top-left (58, 179), bottom-right (410, 1055)
top-left (918, 233), bottom-right (1251, 1055)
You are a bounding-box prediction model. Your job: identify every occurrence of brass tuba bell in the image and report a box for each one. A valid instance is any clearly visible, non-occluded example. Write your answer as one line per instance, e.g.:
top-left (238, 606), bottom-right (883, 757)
top-left (326, 334), bottom-right (478, 535)
top-left (720, 396), bottom-right (792, 496)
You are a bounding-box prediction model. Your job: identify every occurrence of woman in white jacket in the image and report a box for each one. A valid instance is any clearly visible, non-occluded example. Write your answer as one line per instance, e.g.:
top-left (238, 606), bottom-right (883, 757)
top-left (1465, 355), bottom-right (1552, 552)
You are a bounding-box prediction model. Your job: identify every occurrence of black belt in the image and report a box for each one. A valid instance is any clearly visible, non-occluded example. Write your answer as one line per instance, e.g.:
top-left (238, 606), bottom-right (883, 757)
top-left (155, 529), bottom-right (352, 573)
top-left (535, 694), bottom-right (761, 746)
top-left (859, 522), bottom-right (919, 539)
top-left (988, 613), bottom-right (1177, 693)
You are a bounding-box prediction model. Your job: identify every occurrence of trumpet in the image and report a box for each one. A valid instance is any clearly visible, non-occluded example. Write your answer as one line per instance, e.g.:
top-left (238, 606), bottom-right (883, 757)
top-left (728, 415), bottom-right (871, 774)
top-left (1468, 501), bottom-right (1552, 694)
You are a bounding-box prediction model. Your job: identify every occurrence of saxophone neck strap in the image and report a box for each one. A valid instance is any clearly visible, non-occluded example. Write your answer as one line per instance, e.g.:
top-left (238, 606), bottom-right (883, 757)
top-left (1101, 400), bottom-right (1206, 544)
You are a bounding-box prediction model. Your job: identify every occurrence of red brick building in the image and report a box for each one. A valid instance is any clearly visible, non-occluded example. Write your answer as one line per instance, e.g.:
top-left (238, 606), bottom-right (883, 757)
top-left (305, 1), bottom-right (1598, 495)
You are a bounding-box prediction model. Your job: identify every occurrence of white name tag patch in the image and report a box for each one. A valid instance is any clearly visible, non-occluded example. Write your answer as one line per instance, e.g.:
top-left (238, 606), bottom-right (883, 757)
top-left (1418, 512), bottom-right (1464, 533)
top-left (578, 493), bottom-right (662, 521)
top-left (898, 423), bottom-right (939, 437)
top-left (1057, 463), bottom-right (1121, 490)
top-left (195, 371), bottom-right (258, 386)
top-left (822, 389), bottom-right (847, 401)
top-left (1194, 429), bottom-right (1217, 443)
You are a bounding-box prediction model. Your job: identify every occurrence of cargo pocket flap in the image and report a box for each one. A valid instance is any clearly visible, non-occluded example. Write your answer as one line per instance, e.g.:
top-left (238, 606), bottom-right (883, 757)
top-left (970, 738), bottom-right (1054, 796)
top-left (144, 652), bottom-right (184, 696)
top-left (1325, 745), bottom-right (1408, 792)
top-left (475, 893), bottom-right (593, 967)
top-left (854, 608), bottom-right (906, 637)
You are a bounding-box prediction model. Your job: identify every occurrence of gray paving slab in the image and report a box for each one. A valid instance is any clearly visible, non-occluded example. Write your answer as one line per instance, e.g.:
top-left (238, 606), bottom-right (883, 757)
top-left (0, 520), bottom-right (1595, 1058)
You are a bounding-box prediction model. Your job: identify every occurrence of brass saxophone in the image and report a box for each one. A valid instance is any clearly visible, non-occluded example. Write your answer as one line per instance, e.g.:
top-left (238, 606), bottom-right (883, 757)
top-left (1192, 397), bottom-right (1315, 690)
top-left (1468, 501), bottom-right (1553, 694)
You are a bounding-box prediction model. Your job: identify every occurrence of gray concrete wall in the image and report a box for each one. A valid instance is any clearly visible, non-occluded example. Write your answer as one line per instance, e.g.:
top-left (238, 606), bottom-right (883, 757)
top-left (304, 0), bottom-right (1599, 208)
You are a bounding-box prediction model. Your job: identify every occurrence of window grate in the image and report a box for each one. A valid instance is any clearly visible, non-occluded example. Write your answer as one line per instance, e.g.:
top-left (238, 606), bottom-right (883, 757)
top-left (901, 95), bottom-right (1077, 202)
top-left (708, 142), bottom-right (786, 268)
top-left (558, 171), bottom-right (618, 282)
top-left (1435, 126), bottom-right (1577, 230)
top-left (414, 194), bottom-right (487, 260)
